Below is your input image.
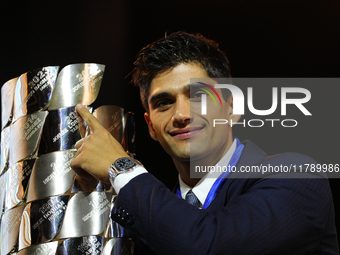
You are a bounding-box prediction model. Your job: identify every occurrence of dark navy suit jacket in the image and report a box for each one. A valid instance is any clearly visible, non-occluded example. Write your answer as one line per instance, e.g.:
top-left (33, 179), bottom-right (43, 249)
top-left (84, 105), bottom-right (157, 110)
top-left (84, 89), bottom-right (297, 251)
top-left (111, 141), bottom-right (338, 254)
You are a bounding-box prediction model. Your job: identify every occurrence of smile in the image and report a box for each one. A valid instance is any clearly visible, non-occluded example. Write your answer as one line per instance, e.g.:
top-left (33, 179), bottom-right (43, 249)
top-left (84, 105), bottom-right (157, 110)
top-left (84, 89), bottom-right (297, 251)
top-left (169, 126), bottom-right (203, 139)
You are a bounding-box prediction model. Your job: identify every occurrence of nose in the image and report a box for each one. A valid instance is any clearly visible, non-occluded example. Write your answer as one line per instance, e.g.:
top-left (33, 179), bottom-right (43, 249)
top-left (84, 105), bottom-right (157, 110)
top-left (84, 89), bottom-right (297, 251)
top-left (172, 96), bottom-right (192, 127)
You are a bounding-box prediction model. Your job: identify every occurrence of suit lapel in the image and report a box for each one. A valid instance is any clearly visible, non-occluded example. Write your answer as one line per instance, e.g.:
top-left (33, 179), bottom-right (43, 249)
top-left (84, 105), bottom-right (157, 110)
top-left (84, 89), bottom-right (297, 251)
top-left (172, 140), bottom-right (268, 211)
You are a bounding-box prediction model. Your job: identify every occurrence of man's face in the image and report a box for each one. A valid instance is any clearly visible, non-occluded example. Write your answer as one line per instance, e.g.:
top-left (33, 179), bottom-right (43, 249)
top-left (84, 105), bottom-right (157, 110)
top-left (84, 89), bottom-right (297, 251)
top-left (144, 63), bottom-right (239, 166)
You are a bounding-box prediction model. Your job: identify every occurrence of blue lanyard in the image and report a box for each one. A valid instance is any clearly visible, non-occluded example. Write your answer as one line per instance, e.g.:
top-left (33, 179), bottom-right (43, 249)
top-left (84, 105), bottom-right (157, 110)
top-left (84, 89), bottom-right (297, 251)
top-left (177, 138), bottom-right (244, 209)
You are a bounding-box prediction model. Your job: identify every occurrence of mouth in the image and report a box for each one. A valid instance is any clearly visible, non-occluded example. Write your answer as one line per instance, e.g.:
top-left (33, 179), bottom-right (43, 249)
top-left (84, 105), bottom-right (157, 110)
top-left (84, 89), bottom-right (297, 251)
top-left (169, 126), bottom-right (203, 139)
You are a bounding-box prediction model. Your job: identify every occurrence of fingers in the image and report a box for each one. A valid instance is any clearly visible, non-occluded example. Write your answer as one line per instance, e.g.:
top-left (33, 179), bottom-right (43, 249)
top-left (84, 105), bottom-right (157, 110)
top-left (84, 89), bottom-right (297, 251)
top-left (72, 166), bottom-right (94, 180)
top-left (74, 137), bottom-right (86, 150)
top-left (75, 174), bottom-right (99, 191)
top-left (78, 117), bottom-right (87, 138)
top-left (71, 105), bottom-right (130, 185)
top-left (70, 137), bottom-right (113, 184)
top-left (76, 104), bottom-right (103, 134)
top-left (71, 152), bottom-right (102, 182)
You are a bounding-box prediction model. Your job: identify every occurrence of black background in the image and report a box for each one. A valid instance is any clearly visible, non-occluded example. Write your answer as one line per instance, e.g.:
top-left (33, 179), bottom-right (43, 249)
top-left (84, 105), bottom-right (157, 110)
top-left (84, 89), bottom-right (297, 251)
top-left (1, 0), bottom-right (339, 237)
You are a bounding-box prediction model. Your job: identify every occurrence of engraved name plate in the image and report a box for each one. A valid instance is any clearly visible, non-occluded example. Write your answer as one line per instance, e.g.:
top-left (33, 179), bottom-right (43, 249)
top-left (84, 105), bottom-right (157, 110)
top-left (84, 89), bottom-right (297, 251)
top-left (18, 195), bottom-right (69, 250)
top-left (1, 203), bottom-right (26, 255)
top-left (17, 242), bottom-right (58, 255)
top-left (102, 238), bottom-right (134, 255)
top-left (27, 150), bottom-right (76, 202)
top-left (1, 125), bottom-right (11, 174)
top-left (56, 236), bottom-right (104, 255)
top-left (5, 159), bottom-right (35, 212)
top-left (10, 111), bottom-right (48, 167)
top-left (38, 107), bottom-right (83, 155)
top-left (59, 191), bottom-right (112, 239)
top-left (1, 77), bottom-right (17, 129)
top-left (13, 66), bottom-right (59, 122)
top-left (48, 63), bottom-right (105, 110)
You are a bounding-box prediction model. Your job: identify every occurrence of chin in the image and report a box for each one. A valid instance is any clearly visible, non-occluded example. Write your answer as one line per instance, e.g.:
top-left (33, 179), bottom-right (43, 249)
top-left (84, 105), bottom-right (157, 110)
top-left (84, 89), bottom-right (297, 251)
top-left (171, 150), bottom-right (191, 162)
top-left (186, 150), bottom-right (205, 162)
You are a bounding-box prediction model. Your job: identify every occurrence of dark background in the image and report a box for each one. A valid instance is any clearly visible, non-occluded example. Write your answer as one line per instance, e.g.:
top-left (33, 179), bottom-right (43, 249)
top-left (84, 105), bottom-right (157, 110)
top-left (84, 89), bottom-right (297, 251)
top-left (1, 0), bottom-right (339, 236)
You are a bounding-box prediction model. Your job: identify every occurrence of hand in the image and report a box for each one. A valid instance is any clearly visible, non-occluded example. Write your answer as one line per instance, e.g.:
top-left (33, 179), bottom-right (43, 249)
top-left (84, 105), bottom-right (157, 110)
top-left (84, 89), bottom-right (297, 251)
top-left (71, 104), bottom-right (129, 184)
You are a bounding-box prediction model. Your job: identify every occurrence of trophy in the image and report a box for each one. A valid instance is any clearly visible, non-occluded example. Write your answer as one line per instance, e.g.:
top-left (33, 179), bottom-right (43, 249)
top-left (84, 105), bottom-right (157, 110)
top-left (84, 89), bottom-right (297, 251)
top-left (12, 66), bottom-right (59, 123)
top-left (0, 63), bottom-right (135, 255)
top-left (1, 77), bottom-right (17, 175)
top-left (1, 77), bottom-right (17, 130)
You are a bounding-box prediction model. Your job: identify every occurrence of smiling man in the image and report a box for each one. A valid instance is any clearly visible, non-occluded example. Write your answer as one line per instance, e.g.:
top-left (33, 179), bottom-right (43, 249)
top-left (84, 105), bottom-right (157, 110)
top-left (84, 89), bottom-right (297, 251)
top-left (144, 63), bottom-right (239, 187)
top-left (71, 32), bottom-right (338, 254)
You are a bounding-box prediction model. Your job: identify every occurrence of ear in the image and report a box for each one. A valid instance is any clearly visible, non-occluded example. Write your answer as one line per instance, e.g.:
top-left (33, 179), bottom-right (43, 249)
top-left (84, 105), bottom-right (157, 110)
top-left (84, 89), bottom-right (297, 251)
top-left (144, 112), bottom-right (158, 141)
top-left (228, 95), bottom-right (242, 124)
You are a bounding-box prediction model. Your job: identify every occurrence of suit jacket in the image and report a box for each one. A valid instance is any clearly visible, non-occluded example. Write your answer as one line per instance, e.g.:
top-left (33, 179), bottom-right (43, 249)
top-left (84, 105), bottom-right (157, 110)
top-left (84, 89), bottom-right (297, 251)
top-left (111, 140), bottom-right (339, 255)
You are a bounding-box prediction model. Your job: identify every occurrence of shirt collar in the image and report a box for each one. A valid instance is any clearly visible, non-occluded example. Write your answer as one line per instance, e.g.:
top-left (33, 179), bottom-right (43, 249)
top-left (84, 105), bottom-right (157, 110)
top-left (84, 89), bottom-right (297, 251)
top-left (178, 138), bottom-right (237, 207)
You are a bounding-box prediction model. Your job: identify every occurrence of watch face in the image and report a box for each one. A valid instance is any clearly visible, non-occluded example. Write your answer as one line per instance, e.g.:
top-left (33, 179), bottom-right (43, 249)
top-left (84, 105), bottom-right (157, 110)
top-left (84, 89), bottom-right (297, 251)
top-left (114, 157), bottom-right (136, 171)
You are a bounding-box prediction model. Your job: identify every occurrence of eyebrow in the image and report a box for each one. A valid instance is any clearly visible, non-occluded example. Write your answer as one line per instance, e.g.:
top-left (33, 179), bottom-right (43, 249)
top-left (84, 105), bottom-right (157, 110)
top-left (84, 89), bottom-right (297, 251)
top-left (149, 92), bottom-right (172, 106)
top-left (190, 83), bottom-right (213, 90)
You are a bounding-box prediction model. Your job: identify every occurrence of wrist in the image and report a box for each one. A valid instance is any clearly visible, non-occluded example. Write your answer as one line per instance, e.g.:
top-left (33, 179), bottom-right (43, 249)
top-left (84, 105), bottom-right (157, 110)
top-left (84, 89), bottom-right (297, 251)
top-left (108, 157), bottom-right (143, 186)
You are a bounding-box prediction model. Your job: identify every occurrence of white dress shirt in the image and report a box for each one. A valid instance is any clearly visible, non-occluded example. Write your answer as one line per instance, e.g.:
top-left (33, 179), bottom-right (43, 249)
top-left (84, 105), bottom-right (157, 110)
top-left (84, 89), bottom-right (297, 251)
top-left (178, 139), bottom-right (236, 208)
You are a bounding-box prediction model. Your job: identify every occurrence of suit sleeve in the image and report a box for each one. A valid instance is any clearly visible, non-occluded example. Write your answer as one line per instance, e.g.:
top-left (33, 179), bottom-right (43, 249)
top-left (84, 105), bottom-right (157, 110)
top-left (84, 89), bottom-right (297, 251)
top-left (111, 151), bottom-right (338, 255)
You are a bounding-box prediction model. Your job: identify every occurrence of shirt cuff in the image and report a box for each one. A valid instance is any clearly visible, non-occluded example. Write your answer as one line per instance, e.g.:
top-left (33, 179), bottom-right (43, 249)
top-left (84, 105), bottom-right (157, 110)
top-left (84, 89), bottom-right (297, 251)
top-left (112, 166), bottom-right (148, 194)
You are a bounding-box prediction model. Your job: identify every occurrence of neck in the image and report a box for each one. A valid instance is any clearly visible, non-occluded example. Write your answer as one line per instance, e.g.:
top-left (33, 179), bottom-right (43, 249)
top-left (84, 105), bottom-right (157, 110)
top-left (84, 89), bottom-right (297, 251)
top-left (174, 160), bottom-right (202, 187)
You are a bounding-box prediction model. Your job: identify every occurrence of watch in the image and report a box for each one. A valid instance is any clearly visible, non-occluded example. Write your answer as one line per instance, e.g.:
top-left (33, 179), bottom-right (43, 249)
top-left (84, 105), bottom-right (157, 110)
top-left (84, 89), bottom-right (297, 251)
top-left (108, 157), bottom-right (142, 184)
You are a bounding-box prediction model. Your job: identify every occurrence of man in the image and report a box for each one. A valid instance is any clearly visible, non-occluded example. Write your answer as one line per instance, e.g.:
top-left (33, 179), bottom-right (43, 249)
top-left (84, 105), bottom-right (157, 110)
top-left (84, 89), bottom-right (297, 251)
top-left (71, 32), bottom-right (338, 254)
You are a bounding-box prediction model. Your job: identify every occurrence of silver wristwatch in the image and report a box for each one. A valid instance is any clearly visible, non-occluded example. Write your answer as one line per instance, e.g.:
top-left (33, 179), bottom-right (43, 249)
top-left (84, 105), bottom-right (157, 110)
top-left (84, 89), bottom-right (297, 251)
top-left (108, 157), bottom-right (142, 184)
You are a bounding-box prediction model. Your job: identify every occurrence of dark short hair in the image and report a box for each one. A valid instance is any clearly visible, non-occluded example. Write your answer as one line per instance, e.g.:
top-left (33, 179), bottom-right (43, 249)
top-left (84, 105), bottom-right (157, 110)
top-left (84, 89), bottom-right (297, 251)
top-left (131, 31), bottom-right (231, 111)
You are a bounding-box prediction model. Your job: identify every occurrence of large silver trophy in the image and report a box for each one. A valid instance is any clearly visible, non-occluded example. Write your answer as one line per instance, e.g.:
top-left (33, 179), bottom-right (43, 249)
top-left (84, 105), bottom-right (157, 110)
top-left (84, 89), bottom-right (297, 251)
top-left (0, 64), bottom-right (136, 255)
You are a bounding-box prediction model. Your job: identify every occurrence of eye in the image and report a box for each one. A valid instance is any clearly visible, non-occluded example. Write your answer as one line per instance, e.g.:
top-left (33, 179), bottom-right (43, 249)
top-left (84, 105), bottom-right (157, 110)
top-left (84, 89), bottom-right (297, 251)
top-left (190, 90), bottom-right (206, 101)
top-left (154, 99), bottom-right (173, 109)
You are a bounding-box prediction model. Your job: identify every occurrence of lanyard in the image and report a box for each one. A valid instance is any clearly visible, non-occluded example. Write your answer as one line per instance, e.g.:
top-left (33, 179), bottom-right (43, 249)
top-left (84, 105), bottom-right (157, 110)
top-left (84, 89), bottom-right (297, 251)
top-left (176, 138), bottom-right (244, 209)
